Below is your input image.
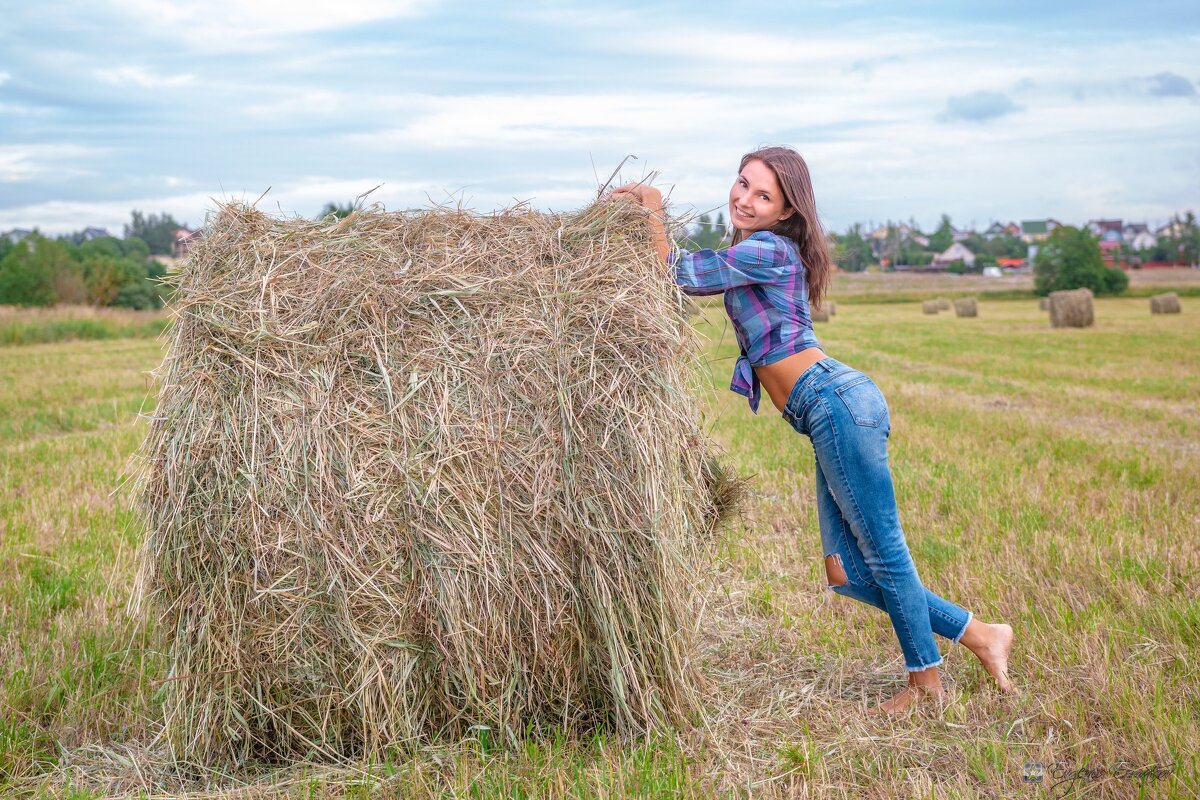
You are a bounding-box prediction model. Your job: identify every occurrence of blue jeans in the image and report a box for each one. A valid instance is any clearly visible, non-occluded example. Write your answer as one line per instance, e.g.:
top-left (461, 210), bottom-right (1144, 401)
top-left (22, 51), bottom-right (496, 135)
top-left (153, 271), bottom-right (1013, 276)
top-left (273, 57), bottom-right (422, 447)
top-left (781, 357), bottom-right (972, 672)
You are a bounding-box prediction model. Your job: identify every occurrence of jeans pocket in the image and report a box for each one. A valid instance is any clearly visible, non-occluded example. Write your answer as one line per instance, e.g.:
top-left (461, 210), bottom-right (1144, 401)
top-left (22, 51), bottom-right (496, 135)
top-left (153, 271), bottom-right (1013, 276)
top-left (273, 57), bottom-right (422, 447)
top-left (834, 375), bottom-right (888, 427)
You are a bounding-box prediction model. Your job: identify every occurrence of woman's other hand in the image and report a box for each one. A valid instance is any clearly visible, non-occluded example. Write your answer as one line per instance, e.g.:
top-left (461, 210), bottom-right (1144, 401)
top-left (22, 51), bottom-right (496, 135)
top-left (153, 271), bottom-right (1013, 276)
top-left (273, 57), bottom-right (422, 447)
top-left (610, 183), bottom-right (668, 264)
top-left (611, 183), bottom-right (662, 208)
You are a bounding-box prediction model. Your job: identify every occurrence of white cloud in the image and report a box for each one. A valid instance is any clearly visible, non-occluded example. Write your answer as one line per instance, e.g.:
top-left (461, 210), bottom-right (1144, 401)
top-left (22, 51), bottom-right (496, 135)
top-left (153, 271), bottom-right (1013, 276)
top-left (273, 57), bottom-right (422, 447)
top-left (0, 144), bottom-right (104, 183)
top-left (0, 70), bottom-right (10, 86)
top-left (105, 0), bottom-right (428, 53)
top-left (94, 65), bottom-right (194, 88)
top-left (0, 177), bottom-right (443, 235)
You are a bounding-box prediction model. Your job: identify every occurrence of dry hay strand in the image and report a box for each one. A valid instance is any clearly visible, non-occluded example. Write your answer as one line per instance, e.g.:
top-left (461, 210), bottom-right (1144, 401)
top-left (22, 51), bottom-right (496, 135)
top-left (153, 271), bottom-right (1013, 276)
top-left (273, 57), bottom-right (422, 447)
top-left (1049, 288), bottom-right (1094, 328)
top-left (810, 306), bottom-right (830, 323)
top-left (128, 198), bottom-right (742, 770)
top-left (921, 300), bottom-right (939, 315)
top-left (1150, 292), bottom-right (1181, 314)
top-left (1038, 296), bottom-right (1049, 311)
top-left (953, 297), bottom-right (977, 317)
top-left (935, 297), bottom-right (951, 311)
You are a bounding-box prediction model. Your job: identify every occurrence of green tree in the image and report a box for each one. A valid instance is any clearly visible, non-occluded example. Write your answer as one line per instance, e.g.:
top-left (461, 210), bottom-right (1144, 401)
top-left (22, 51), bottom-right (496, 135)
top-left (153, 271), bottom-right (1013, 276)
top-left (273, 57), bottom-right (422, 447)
top-left (1034, 226), bottom-right (1128, 296)
top-left (928, 213), bottom-right (954, 252)
top-left (0, 235), bottom-right (77, 306)
top-left (679, 212), bottom-right (727, 251)
top-left (832, 224), bottom-right (874, 272)
top-left (317, 202), bottom-right (354, 220)
top-left (125, 210), bottom-right (183, 255)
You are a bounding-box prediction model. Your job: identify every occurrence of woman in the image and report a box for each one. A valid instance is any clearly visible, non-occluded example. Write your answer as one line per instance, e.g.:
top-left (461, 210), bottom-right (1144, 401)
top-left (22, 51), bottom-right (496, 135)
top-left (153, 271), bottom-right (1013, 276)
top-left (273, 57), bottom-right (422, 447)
top-left (612, 146), bottom-right (1014, 713)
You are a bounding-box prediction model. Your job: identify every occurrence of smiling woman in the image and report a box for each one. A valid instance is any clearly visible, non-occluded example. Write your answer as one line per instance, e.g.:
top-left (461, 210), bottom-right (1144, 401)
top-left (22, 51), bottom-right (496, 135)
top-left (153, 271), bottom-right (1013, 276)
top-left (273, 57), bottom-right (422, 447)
top-left (614, 145), bottom-right (1016, 714)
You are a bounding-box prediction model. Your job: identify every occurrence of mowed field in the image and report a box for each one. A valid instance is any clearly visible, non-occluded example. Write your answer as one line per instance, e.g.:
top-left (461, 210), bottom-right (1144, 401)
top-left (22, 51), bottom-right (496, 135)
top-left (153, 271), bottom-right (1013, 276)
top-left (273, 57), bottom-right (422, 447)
top-left (1, 297), bottom-right (1198, 798)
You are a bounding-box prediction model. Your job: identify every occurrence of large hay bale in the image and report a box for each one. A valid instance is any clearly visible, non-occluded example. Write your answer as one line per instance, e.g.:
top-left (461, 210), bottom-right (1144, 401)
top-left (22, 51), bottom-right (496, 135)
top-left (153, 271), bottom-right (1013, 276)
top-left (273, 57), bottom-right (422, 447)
top-left (954, 297), bottom-right (978, 317)
top-left (922, 300), bottom-right (939, 314)
top-left (811, 306), bottom-right (830, 322)
top-left (936, 297), bottom-right (951, 311)
top-left (131, 200), bottom-right (738, 766)
top-left (1150, 292), bottom-right (1181, 314)
top-left (1049, 288), bottom-right (1094, 328)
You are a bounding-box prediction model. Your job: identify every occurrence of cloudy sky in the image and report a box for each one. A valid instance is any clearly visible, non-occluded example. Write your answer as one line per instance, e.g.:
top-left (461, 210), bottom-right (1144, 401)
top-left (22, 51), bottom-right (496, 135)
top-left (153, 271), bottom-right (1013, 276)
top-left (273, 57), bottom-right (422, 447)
top-left (1, 0), bottom-right (1197, 236)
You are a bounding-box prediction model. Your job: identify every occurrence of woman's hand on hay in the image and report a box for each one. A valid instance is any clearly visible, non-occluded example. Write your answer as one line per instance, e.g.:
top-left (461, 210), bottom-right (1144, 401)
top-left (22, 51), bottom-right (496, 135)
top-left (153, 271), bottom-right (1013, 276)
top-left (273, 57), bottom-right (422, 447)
top-left (611, 183), bottom-right (669, 264)
top-left (611, 183), bottom-right (663, 209)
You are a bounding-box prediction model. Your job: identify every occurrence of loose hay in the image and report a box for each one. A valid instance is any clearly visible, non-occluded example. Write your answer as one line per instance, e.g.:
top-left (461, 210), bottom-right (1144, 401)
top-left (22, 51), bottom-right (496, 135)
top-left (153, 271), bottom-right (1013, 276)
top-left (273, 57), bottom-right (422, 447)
top-left (1049, 287), bottom-right (1094, 328)
top-left (1151, 292), bottom-right (1181, 314)
top-left (130, 199), bottom-right (742, 769)
top-left (954, 297), bottom-right (977, 317)
top-left (922, 300), bottom-right (939, 315)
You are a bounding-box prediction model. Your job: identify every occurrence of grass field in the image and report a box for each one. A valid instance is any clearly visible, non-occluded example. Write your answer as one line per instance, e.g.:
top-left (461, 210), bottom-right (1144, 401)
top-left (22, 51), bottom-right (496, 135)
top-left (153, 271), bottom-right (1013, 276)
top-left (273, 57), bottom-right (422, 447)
top-left (2, 297), bottom-right (1198, 798)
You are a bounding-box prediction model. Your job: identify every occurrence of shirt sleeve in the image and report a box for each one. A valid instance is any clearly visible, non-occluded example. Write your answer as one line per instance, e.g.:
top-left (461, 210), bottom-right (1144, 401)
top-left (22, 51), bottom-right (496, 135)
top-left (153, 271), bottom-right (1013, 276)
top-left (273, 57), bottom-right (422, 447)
top-left (669, 231), bottom-right (793, 296)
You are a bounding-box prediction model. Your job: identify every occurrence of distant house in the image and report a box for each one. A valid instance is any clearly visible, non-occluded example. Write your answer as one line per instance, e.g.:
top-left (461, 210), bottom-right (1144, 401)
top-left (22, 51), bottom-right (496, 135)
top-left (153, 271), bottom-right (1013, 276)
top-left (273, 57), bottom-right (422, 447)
top-left (951, 226), bottom-right (973, 243)
top-left (1087, 219), bottom-right (1123, 242)
top-left (173, 227), bottom-right (202, 258)
top-left (80, 226), bottom-right (110, 241)
top-left (1156, 219), bottom-right (1189, 239)
top-left (996, 257), bottom-right (1028, 271)
top-left (933, 242), bottom-right (976, 267)
top-left (1020, 220), bottom-right (1058, 243)
top-left (3, 228), bottom-right (32, 243)
top-left (1123, 223), bottom-right (1157, 251)
top-left (983, 222), bottom-right (1007, 240)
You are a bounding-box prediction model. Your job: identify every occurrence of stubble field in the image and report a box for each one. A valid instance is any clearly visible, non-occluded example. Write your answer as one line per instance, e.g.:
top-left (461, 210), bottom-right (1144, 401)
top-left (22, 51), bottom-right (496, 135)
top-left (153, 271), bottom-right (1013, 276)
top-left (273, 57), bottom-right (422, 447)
top-left (1, 296), bottom-right (1197, 798)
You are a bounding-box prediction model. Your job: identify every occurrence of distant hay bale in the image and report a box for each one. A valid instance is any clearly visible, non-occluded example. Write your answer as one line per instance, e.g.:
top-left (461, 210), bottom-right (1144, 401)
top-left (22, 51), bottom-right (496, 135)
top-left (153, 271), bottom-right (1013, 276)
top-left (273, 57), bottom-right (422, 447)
top-left (922, 300), bottom-right (940, 314)
top-left (811, 306), bottom-right (830, 322)
top-left (954, 297), bottom-right (978, 317)
top-left (1150, 292), bottom-right (1181, 314)
top-left (130, 199), bottom-right (742, 767)
top-left (1049, 288), bottom-right (1094, 328)
top-left (827, 301), bottom-right (837, 316)
top-left (1038, 297), bottom-right (1049, 311)
top-left (936, 297), bottom-right (951, 311)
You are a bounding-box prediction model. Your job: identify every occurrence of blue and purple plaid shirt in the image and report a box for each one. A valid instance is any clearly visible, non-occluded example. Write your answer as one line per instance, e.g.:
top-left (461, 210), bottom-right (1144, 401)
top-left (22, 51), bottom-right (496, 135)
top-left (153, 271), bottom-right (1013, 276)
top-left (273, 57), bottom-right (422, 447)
top-left (669, 230), bottom-right (822, 414)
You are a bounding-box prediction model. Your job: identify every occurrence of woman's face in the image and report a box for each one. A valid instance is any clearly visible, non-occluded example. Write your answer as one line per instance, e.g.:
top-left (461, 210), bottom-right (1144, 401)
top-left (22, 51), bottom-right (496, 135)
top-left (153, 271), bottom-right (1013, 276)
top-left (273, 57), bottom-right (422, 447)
top-left (729, 159), bottom-right (792, 234)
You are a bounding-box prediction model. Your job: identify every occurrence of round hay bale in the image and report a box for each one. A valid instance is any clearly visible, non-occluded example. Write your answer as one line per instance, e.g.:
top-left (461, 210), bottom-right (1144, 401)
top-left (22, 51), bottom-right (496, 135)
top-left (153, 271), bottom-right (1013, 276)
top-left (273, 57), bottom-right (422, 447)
top-left (811, 306), bottom-right (830, 322)
top-left (1038, 297), bottom-right (1049, 311)
top-left (936, 297), bottom-right (951, 311)
top-left (954, 297), bottom-right (978, 317)
top-left (1150, 292), bottom-right (1181, 314)
top-left (828, 301), bottom-right (837, 316)
top-left (922, 300), bottom-right (940, 315)
top-left (1049, 287), bottom-right (1094, 328)
top-left (130, 200), bottom-right (740, 766)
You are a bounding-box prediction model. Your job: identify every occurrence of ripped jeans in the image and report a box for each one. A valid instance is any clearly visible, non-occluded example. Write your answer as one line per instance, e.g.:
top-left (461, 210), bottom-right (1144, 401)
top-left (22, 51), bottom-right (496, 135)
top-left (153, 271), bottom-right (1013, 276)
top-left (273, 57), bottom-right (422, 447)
top-left (781, 357), bottom-right (972, 672)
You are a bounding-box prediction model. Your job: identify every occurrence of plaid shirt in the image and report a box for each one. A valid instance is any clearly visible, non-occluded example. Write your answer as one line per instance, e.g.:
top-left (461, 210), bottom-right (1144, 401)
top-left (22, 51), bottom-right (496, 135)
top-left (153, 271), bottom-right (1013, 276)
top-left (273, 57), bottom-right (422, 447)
top-left (669, 230), bottom-right (822, 413)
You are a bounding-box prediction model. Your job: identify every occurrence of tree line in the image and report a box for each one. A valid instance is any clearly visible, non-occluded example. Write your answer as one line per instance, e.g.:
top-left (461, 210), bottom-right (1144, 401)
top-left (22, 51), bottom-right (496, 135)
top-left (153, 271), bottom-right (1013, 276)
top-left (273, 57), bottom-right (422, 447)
top-left (0, 210), bottom-right (183, 308)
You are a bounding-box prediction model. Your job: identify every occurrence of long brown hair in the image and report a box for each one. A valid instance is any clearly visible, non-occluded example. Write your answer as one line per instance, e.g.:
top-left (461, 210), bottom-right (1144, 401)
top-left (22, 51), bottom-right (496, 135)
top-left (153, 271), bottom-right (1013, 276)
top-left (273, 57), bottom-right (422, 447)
top-left (731, 146), bottom-right (832, 308)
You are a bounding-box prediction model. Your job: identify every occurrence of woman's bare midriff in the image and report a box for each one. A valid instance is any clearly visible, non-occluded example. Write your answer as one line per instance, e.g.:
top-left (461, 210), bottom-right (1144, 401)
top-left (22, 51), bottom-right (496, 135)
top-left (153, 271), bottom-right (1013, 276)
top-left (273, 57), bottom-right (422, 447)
top-left (754, 347), bottom-right (827, 413)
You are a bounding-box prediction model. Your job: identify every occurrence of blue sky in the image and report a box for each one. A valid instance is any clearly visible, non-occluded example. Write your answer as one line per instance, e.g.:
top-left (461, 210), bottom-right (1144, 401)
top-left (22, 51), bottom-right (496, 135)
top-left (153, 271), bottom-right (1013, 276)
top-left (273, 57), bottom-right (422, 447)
top-left (1, 0), bottom-right (1197, 236)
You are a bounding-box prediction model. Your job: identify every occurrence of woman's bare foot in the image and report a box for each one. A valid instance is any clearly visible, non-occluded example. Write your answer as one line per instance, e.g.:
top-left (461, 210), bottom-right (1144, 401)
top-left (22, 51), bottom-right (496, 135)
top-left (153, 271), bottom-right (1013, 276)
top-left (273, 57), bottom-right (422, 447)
top-left (872, 684), bottom-right (945, 714)
top-left (959, 620), bottom-right (1015, 693)
top-left (871, 667), bottom-right (944, 715)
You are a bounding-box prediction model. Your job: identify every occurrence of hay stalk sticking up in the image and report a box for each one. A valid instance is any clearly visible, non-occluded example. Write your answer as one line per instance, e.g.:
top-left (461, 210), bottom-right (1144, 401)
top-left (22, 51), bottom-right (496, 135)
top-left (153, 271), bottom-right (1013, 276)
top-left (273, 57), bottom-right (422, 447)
top-left (130, 198), bottom-right (741, 768)
top-left (1049, 287), bottom-right (1095, 328)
